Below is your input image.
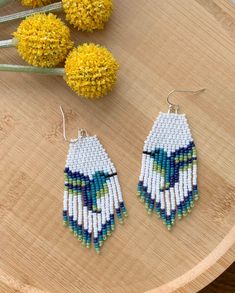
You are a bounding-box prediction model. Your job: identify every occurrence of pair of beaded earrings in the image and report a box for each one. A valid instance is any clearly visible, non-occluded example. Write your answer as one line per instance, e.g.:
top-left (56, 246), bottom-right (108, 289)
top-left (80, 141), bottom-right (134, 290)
top-left (61, 88), bottom-right (205, 253)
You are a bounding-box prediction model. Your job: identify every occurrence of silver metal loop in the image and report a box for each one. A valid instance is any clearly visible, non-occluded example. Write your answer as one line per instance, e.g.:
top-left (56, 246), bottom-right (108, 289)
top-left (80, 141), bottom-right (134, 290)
top-left (59, 106), bottom-right (88, 142)
top-left (78, 128), bottom-right (88, 138)
top-left (166, 88), bottom-right (205, 113)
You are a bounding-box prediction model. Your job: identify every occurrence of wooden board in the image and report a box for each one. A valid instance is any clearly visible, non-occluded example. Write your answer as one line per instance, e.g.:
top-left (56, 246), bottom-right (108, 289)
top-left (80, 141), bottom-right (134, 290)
top-left (0, 0), bottom-right (235, 292)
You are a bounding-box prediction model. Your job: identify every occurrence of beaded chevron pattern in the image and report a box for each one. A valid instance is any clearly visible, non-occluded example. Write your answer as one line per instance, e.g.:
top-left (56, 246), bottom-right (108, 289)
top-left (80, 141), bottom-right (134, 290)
top-left (137, 113), bottom-right (198, 230)
top-left (63, 135), bottom-right (127, 253)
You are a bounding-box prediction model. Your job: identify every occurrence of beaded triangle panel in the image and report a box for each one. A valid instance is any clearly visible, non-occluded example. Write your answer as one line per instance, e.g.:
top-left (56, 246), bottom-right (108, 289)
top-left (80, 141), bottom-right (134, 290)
top-left (137, 112), bottom-right (198, 230)
top-left (63, 135), bottom-right (127, 253)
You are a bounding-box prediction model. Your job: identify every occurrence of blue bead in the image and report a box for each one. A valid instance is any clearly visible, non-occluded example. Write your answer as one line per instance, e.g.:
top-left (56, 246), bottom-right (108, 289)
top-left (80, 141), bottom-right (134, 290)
top-left (120, 202), bottom-right (124, 208)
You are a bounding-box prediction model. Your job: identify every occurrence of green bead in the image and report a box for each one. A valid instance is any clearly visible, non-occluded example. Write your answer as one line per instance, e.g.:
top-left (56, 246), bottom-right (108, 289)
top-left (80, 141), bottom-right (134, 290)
top-left (118, 218), bottom-right (124, 225)
top-left (123, 211), bottom-right (128, 217)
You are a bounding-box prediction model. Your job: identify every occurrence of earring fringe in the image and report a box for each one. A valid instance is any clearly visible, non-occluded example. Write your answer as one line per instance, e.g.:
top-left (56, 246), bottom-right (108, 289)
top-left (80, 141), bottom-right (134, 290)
top-left (137, 112), bottom-right (198, 230)
top-left (63, 135), bottom-right (127, 253)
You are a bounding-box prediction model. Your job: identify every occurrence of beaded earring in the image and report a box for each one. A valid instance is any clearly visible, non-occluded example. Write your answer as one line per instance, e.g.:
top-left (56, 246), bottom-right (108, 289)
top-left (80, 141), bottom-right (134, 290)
top-left (137, 89), bottom-right (205, 230)
top-left (60, 107), bottom-right (127, 253)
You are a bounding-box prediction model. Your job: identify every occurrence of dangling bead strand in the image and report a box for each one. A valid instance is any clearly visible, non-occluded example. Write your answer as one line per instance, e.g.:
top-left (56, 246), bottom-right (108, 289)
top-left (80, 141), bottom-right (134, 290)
top-left (95, 175), bottom-right (103, 248)
top-left (102, 173), bottom-right (111, 237)
top-left (169, 150), bottom-right (176, 229)
top-left (178, 148), bottom-right (184, 220)
top-left (63, 167), bottom-right (69, 225)
top-left (113, 173), bottom-right (127, 218)
top-left (155, 149), bottom-right (161, 217)
top-left (192, 142), bottom-right (198, 201)
top-left (86, 175), bottom-right (93, 248)
top-left (146, 153), bottom-right (154, 213)
top-left (72, 172), bottom-right (78, 237)
top-left (82, 174), bottom-right (88, 246)
top-left (160, 150), bottom-right (167, 225)
top-left (173, 149), bottom-right (180, 219)
top-left (106, 172), bottom-right (115, 231)
top-left (77, 173), bottom-right (83, 241)
top-left (165, 153), bottom-right (171, 230)
top-left (182, 146), bottom-right (189, 217)
top-left (68, 171), bottom-right (73, 232)
top-left (187, 143), bottom-right (193, 210)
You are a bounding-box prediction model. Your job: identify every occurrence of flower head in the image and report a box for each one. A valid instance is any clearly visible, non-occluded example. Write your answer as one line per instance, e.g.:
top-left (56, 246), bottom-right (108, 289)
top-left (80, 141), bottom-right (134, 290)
top-left (21, 0), bottom-right (54, 7)
top-left (62, 0), bottom-right (113, 32)
top-left (64, 43), bottom-right (119, 99)
top-left (13, 13), bottom-right (73, 67)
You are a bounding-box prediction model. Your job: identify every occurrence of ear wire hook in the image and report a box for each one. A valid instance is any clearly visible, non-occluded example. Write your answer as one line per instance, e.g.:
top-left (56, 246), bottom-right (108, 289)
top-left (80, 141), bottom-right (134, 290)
top-left (167, 88), bottom-right (205, 113)
top-left (59, 105), bottom-right (88, 142)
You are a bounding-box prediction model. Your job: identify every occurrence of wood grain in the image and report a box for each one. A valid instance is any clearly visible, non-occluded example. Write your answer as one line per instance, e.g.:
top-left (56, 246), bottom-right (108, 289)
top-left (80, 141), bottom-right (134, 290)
top-left (201, 262), bottom-right (235, 293)
top-left (0, 0), bottom-right (235, 292)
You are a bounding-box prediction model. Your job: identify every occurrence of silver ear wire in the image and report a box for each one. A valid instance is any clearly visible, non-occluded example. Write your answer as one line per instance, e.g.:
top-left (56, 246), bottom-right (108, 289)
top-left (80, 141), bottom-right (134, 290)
top-left (59, 105), bottom-right (69, 142)
top-left (59, 106), bottom-right (88, 142)
top-left (166, 88), bottom-right (205, 113)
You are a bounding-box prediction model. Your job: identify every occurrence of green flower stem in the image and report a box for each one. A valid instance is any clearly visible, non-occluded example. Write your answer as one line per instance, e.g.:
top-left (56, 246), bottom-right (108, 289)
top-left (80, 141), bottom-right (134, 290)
top-left (0, 38), bottom-right (18, 48)
top-left (0, 0), bottom-right (13, 7)
top-left (0, 64), bottom-right (65, 76)
top-left (0, 2), bottom-right (63, 24)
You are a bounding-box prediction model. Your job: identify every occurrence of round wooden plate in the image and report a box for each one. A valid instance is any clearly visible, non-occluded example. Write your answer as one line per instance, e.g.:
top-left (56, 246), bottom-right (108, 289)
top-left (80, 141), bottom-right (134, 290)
top-left (0, 1), bottom-right (235, 292)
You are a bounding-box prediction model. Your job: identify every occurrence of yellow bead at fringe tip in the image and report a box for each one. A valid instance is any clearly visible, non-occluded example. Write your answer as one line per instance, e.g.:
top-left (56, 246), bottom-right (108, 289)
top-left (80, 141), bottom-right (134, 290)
top-left (21, 0), bottom-right (53, 7)
top-left (167, 225), bottom-right (172, 231)
top-left (118, 218), bottom-right (124, 225)
top-left (123, 211), bottom-right (128, 218)
top-left (62, 0), bottom-right (113, 32)
top-left (64, 43), bottom-right (120, 99)
top-left (13, 13), bottom-right (73, 68)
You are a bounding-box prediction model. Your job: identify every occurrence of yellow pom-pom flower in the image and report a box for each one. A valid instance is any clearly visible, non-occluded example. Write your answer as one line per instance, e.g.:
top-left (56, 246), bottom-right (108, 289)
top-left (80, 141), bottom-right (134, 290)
top-left (62, 0), bottom-right (113, 32)
top-left (13, 13), bottom-right (73, 67)
top-left (0, 0), bottom-right (113, 30)
top-left (21, 0), bottom-right (53, 8)
top-left (64, 43), bottom-right (119, 98)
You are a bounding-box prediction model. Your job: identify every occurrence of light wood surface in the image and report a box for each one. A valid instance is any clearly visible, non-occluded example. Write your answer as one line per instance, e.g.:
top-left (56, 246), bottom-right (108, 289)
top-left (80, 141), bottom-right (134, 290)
top-left (0, 0), bottom-right (235, 292)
